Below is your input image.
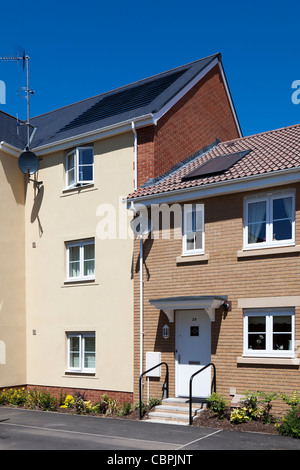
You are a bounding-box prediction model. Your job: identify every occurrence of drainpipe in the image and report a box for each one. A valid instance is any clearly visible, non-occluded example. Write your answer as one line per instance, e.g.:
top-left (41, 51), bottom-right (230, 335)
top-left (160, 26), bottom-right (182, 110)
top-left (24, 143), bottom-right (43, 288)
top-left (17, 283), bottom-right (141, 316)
top-left (129, 203), bottom-right (144, 394)
top-left (131, 122), bottom-right (138, 190)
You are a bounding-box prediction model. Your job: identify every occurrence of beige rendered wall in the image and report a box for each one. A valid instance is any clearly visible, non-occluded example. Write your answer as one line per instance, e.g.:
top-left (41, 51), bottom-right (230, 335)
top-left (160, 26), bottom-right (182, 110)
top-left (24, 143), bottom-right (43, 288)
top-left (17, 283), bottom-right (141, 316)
top-left (0, 150), bottom-right (26, 387)
top-left (25, 132), bottom-right (134, 393)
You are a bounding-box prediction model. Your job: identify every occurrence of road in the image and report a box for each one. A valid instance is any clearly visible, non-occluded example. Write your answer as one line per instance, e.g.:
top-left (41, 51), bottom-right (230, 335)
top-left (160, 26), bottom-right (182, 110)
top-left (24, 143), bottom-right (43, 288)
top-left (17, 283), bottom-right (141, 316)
top-left (0, 407), bottom-right (299, 452)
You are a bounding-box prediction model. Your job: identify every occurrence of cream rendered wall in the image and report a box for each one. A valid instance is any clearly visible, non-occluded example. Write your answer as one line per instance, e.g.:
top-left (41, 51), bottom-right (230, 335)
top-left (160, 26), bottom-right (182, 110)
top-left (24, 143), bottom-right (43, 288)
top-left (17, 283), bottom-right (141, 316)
top-left (25, 132), bottom-right (134, 393)
top-left (0, 150), bottom-right (26, 387)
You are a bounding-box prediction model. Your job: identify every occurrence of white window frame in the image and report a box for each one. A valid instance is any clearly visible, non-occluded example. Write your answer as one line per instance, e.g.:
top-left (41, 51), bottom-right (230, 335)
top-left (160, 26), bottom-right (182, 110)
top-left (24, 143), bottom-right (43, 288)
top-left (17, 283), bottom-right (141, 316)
top-left (182, 203), bottom-right (205, 256)
top-left (243, 191), bottom-right (295, 250)
top-left (66, 239), bottom-right (95, 282)
top-left (67, 332), bottom-right (96, 373)
top-left (243, 309), bottom-right (295, 358)
top-left (66, 146), bottom-right (94, 189)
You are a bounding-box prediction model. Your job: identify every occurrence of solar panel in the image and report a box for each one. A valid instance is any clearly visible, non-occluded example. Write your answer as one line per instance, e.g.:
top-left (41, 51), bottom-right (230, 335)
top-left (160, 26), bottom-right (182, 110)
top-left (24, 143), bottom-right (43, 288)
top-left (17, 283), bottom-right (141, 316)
top-left (57, 69), bottom-right (187, 134)
top-left (182, 150), bottom-right (250, 181)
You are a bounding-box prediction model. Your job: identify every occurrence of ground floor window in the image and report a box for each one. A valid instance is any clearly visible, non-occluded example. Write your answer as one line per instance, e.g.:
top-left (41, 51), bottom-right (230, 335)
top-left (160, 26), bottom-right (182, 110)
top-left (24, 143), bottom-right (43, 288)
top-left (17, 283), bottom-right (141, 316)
top-left (67, 332), bottom-right (96, 373)
top-left (243, 309), bottom-right (294, 357)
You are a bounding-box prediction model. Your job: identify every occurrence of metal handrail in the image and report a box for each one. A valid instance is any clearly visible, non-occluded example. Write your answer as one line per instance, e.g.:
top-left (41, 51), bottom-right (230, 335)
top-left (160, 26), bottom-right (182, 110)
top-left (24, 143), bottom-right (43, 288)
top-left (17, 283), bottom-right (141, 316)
top-left (189, 362), bottom-right (216, 425)
top-left (139, 362), bottom-right (169, 419)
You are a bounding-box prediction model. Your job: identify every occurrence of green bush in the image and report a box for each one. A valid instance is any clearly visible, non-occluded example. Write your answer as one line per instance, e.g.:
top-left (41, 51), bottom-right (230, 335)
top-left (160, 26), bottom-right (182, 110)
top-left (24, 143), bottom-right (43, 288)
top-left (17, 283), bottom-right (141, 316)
top-left (276, 406), bottom-right (300, 438)
top-left (206, 392), bottom-right (228, 420)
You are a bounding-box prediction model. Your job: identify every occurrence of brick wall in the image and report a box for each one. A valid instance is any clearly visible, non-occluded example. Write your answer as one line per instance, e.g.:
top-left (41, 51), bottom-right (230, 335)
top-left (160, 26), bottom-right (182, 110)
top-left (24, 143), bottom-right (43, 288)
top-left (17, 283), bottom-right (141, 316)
top-left (137, 65), bottom-right (240, 187)
top-left (133, 184), bottom-right (300, 407)
top-left (1, 385), bottom-right (133, 406)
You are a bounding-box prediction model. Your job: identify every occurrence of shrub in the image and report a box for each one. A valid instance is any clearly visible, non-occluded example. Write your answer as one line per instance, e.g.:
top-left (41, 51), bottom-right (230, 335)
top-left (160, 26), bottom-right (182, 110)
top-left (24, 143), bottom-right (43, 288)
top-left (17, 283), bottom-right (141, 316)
top-left (276, 406), bottom-right (300, 439)
top-left (121, 401), bottom-right (132, 416)
top-left (230, 407), bottom-right (250, 424)
top-left (258, 391), bottom-right (278, 424)
top-left (240, 391), bottom-right (262, 421)
top-left (60, 394), bottom-right (75, 409)
top-left (206, 392), bottom-right (228, 420)
top-left (28, 389), bottom-right (58, 411)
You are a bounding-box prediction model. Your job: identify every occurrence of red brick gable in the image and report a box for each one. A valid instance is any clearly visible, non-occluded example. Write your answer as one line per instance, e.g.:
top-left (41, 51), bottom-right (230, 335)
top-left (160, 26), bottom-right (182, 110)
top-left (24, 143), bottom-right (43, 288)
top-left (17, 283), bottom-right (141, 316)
top-left (136, 64), bottom-right (240, 187)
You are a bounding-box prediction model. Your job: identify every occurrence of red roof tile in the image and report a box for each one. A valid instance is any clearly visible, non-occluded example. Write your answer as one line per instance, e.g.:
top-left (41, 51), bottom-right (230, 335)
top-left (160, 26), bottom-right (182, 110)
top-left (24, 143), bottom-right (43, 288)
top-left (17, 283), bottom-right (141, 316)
top-left (127, 123), bottom-right (300, 200)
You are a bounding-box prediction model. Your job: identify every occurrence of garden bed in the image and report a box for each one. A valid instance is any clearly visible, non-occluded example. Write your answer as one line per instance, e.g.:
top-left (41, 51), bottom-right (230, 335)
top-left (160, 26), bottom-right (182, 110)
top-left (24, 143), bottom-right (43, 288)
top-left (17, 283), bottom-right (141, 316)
top-left (193, 409), bottom-right (278, 434)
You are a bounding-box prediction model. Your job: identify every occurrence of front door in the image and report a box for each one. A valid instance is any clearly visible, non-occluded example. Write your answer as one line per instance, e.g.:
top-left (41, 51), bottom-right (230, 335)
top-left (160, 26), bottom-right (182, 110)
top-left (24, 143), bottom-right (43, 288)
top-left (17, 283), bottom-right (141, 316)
top-left (176, 310), bottom-right (211, 398)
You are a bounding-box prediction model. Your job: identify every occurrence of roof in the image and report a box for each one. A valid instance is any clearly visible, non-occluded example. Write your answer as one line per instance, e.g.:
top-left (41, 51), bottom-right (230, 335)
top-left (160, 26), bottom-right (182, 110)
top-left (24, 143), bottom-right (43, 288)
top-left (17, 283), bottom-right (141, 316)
top-left (28, 53), bottom-right (222, 148)
top-left (0, 111), bottom-right (28, 149)
top-left (127, 123), bottom-right (300, 201)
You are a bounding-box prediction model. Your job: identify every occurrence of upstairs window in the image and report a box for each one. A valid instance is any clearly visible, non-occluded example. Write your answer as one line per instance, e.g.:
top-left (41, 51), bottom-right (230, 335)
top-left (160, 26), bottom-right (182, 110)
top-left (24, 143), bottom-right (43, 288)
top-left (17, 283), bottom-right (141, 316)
top-left (66, 147), bottom-right (94, 188)
top-left (182, 204), bottom-right (204, 255)
top-left (244, 192), bottom-right (295, 249)
top-left (66, 239), bottom-right (95, 281)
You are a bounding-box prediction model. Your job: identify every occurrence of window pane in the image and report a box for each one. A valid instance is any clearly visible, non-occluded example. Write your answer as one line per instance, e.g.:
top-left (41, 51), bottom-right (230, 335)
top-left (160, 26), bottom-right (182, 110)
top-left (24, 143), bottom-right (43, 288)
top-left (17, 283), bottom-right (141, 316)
top-left (67, 168), bottom-right (75, 186)
top-left (273, 334), bottom-right (292, 351)
top-left (248, 201), bottom-right (266, 223)
top-left (84, 243), bottom-right (95, 276)
top-left (273, 219), bottom-right (292, 241)
top-left (69, 246), bottom-right (79, 262)
top-left (248, 222), bottom-right (266, 244)
top-left (248, 333), bottom-right (266, 350)
top-left (69, 336), bottom-right (80, 368)
top-left (69, 245), bottom-right (80, 278)
top-left (248, 201), bottom-right (266, 244)
top-left (84, 336), bottom-right (95, 369)
top-left (186, 231), bottom-right (195, 251)
top-left (78, 148), bottom-right (93, 165)
top-left (273, 316), bottom-right (291, 332)
top-left (195, 231), bottom-right (203, 250)
top-left (273, 197), bottom-right (292, 220)
top-left (78, 164), bottom-right (93, 182)
top-left (248, 316), bottom-right (266, 332)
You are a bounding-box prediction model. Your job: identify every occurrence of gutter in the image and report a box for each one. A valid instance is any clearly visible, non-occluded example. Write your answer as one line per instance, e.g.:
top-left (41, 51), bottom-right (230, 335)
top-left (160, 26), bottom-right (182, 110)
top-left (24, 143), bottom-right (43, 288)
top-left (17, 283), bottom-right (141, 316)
top-left (125, 166), bottom-right (300, 207)
top-left (32, 114), bottom-right (155, 156)
top-left (0, 141), bottom-right (21, 157)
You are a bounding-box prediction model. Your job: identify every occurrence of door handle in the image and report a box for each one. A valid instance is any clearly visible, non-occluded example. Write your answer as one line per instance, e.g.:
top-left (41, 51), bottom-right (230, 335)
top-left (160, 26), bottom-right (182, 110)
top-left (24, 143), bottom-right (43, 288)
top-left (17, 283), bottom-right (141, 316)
top-left (178, 354), bottom-right (181, 364)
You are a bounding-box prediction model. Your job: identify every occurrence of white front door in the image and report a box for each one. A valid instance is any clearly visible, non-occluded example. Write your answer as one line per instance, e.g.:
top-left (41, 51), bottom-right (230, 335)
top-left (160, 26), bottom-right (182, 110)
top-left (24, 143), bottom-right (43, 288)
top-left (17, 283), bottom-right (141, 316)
top-left (176, 310), bottom-right (211, 398)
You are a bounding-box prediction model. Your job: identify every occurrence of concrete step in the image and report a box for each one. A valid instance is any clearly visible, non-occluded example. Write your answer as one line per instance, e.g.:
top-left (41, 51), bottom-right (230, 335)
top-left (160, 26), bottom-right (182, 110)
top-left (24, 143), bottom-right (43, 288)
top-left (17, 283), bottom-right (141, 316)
top-left (145, 397), bottom-right (207, 426)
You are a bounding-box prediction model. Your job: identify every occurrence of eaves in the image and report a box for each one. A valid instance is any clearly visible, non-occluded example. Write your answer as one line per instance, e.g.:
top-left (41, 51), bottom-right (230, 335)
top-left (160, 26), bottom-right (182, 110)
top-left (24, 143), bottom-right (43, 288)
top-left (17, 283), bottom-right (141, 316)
top-left (126, 167), bottom-right (300, 207)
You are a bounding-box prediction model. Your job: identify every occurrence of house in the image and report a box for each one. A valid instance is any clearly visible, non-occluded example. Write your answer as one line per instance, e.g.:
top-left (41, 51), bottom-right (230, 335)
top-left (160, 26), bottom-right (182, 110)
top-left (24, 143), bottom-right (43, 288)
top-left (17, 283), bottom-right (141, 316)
top-left (126, 123), bottom-right (300, 409)
top-left (0, 53), bottom-right (240, 403)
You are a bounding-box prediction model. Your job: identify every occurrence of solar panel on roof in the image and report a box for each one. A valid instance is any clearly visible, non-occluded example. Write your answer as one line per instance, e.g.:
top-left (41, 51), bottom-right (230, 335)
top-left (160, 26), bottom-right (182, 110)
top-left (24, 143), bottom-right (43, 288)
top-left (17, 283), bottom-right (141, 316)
top-left (57, 69), bottom-right (187, 134)
top-left (182, 150), bottom-right (250, 181)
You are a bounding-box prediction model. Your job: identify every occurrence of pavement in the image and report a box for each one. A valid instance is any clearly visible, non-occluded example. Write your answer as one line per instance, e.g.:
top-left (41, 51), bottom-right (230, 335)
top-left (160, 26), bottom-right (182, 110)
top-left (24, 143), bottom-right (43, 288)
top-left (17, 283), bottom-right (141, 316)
top-left (0, 407), bottom-right (299, 452)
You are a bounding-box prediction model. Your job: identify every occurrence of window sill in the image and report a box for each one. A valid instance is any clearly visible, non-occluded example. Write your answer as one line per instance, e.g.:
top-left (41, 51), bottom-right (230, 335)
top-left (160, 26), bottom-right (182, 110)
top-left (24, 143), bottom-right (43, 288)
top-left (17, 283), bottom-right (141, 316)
top-left (61, 183), bottom-right (97, 196)
top-left (62, 279), bottom-right (97, 287)
top-left (237, 245), bottom-right (300, 258)
top-left (237, 356), bottom-right (300, 366)
top-left (176, 253), bottom-right (209, 264)
top-left (64, 371), bottom-right (96, 376)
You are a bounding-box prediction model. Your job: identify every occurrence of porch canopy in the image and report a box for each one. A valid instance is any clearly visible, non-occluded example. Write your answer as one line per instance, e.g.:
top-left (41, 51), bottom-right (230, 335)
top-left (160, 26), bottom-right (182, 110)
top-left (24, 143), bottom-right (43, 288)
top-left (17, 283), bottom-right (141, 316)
top-left (149, 295), bottom-right (228, 322)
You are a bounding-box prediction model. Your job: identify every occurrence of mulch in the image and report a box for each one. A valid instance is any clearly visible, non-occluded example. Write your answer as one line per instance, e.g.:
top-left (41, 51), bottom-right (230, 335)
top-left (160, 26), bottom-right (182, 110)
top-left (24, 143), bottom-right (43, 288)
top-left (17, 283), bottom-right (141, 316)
top-left (193, 409), bottom-right (278, 434)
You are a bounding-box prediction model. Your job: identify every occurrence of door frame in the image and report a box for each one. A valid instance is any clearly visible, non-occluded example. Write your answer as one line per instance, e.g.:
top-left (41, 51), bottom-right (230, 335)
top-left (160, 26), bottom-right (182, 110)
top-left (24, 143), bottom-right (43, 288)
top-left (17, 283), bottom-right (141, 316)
top-left (175, 309), bottom-right (211, 398)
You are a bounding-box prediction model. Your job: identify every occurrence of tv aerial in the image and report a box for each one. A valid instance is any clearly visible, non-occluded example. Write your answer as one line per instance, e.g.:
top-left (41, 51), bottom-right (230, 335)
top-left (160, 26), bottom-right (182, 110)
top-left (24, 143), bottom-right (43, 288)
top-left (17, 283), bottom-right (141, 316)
top-left (0, 48), bottom-right (42, 190)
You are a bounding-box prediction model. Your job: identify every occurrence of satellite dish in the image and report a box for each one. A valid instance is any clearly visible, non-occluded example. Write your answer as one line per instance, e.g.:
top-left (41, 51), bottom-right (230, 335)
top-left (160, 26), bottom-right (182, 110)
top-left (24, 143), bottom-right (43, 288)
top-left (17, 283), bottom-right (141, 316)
top-left (18, 149), bottom-right (39, 175)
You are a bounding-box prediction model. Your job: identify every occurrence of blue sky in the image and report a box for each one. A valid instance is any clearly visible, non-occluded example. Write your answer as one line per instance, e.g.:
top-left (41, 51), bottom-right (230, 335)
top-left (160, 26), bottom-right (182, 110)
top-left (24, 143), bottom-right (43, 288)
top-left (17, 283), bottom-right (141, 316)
top-left (0, 0), bottom-right (299, 137)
